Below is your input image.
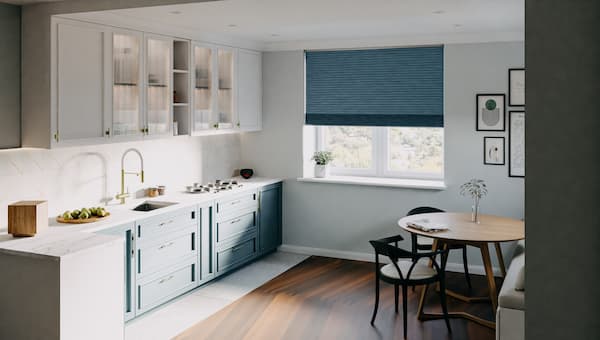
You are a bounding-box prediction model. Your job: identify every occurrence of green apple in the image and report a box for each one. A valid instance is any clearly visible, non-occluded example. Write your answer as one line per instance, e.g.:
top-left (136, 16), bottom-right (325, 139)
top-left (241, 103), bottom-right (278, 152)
top-left (62, 211), bottom-right (72, 220)
top-left (79, 211), bottom-right (90, 219)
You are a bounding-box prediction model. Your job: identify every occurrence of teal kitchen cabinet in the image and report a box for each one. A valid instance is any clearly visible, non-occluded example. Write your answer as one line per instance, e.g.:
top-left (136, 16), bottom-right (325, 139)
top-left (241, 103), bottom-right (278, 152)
top-left (96, 222), bottom-right (136, 321)
top-left (199, 202), bottom-right (215, 284)
top-left (258, 183), bottom-right (282, 254)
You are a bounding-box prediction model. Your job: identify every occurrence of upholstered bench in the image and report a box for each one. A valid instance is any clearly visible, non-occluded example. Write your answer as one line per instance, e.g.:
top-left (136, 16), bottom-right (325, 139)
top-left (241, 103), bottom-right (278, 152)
top-left (496, 240), bottom-right (525, 340)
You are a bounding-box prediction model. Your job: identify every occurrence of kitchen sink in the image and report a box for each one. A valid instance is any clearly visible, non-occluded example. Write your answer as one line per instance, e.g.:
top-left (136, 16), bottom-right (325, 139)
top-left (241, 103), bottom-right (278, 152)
top-left (133, 201), bottom-right (178, 212)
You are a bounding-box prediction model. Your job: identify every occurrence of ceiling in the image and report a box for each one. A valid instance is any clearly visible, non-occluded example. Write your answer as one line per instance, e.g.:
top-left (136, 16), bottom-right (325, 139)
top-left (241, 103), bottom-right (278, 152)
top-left (64, 0), bottom-right (524, 50)
top-left (1, 0), bottom-right (61, 4)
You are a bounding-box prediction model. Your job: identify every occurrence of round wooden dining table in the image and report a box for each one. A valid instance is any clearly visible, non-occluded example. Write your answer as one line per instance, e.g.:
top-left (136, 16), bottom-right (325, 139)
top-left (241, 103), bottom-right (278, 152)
top-left (397, 212), bottom-right (524, 329)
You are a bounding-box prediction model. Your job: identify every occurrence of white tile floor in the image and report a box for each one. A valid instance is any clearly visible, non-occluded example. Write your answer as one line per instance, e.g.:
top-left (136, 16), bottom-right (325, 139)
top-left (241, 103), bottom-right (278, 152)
top-left (124, 251), bottom-right (309, 340)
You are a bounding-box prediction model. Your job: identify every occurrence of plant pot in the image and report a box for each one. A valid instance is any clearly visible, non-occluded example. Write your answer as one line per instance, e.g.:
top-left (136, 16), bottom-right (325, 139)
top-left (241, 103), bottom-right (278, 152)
top-left (314, 164), bottom-right (329, 178)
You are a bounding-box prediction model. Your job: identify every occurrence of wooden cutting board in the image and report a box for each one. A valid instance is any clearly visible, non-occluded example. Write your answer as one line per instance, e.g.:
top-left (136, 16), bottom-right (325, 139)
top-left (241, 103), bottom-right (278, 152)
top-left (56, 212), bottom-right (110, 224)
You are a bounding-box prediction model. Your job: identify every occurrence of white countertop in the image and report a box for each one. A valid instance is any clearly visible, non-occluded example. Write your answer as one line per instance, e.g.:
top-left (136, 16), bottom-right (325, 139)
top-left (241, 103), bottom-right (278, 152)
top-left (0, 177), bottom-right (282, 259)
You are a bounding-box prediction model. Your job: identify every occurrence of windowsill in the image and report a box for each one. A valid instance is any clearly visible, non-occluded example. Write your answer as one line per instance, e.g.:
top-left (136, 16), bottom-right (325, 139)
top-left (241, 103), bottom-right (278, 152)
top-left (297, 176), bottom-right (446, 190)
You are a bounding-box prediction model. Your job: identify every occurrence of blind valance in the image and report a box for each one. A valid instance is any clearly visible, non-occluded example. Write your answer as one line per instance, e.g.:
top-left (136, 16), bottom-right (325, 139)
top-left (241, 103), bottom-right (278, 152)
top-left (305, 46), bottom-right (444, 127)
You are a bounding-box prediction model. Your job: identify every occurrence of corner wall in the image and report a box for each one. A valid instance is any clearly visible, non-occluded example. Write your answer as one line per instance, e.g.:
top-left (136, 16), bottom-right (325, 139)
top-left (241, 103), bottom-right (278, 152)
top-left (241, 42), bottom-right (525, 268)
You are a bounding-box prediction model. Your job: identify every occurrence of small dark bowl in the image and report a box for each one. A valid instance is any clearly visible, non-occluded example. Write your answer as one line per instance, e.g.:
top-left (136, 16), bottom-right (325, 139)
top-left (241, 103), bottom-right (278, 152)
top-left (240, 168), bottom-right (254, 179)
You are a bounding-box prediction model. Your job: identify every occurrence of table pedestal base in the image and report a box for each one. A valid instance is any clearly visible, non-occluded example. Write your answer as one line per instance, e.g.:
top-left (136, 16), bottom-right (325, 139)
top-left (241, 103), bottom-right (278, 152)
top-left (417, 240), bottom-right (506, 330)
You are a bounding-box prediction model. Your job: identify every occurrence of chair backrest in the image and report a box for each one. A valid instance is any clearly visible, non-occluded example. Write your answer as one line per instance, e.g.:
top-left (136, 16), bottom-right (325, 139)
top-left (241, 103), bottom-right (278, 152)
top-left (407, 206), bottom-right (445, 216)
top-left (369, 237), bottom-right (449, 281)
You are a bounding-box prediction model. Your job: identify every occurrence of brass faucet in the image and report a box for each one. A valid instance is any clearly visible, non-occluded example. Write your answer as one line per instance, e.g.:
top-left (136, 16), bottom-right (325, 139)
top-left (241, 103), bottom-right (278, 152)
top-left (116, 148), bottom-right (145, 204)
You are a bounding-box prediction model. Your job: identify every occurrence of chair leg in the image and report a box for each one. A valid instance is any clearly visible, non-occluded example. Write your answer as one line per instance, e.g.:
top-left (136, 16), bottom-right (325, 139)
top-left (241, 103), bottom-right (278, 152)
top-left (402, 285), bottom-right (408, 339)
top-left (439, 277), bottom-right (452, 334)
top-left (395, 284), bottom-right (399, 313)
top-left (370, 276), bottom-right (380, 325)
top-left (462, 247), bottom-right (472, 290)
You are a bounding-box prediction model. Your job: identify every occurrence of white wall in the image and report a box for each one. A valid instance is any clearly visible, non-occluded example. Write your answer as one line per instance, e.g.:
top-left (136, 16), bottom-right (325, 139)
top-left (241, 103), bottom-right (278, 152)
top-left (0, 135), bottom-right (240, 229)
top-left (241, 42), bottom-right (525, 268)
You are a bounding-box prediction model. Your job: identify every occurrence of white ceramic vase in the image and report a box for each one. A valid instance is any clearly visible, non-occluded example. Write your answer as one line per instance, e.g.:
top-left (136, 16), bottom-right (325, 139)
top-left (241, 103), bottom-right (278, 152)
top-left (314, 164), bottom-right (329, 178)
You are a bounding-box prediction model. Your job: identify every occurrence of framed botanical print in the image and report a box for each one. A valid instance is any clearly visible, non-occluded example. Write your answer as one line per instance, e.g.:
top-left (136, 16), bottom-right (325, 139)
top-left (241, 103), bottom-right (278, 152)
top-left (509, 68), bottom-right (525, 107)
top-left (476, 94), bottom-right (506, 131)
top-left (509, 111), bottom-right (525, 177)
top-left (484, 137), bottom-right (505, 165)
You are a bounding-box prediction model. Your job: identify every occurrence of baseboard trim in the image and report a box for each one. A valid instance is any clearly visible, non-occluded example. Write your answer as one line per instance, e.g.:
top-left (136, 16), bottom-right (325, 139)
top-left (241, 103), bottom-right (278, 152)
top-left (279, 244), bottom-right (503, 277)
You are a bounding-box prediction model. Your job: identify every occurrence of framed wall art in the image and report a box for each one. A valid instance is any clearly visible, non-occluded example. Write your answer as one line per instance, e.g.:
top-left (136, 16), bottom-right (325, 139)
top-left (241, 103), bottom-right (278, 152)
top-left (484, 137), bottom-right (505, 165)
top-left (509, 110), bottom-right (525, 177)
top-left (476, 94), bottom-right (505, 131)
top-left (509, 68), bottom-right (525, 107)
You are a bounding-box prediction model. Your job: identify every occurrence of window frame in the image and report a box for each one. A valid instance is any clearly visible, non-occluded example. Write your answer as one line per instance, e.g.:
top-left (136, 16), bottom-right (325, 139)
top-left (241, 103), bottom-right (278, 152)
top-left (315, 126), bottom-right (444, 181)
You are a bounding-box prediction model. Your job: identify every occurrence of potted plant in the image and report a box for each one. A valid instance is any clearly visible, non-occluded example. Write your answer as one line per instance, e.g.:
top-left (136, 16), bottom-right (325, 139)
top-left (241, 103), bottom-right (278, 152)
top-left (460, 178), bottom-right (488, 223)
top-left (312, 151), bottom-right (334, 178)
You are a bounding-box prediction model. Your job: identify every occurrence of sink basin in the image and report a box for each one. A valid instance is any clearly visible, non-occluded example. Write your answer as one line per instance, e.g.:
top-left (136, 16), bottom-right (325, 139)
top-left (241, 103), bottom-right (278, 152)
top-left (133, 201), bottom-right (177, 212)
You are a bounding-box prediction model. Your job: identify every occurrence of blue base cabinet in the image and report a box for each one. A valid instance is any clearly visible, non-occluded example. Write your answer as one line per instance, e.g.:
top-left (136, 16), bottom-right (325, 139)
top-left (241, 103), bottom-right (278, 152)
top-left (95, 182), bottom-right (283, 321)
top-left (258, 183), bottom-right (282, 254)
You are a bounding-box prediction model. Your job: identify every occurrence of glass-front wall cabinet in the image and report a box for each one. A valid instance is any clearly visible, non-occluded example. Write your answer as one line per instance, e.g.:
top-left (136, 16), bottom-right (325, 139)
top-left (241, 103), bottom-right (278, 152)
top-left (217, 48), bottom-right (235, 129)
top-left (193, 45), bottom-right (213, 132)
top-left (146, 37), bottom-right (172, 135)
top-left (112, 33), bottom-right (142, 136)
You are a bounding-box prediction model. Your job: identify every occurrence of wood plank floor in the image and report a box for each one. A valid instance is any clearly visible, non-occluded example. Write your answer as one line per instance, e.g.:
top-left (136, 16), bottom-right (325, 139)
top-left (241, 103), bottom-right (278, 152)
top-left (175, 256), bottom-right (498, 340)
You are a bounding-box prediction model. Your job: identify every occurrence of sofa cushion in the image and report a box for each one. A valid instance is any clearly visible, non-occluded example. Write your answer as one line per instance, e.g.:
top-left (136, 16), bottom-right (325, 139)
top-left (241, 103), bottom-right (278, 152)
top-left (498, 253), bottom-right (525, 310)
top-left (514, 264), bottom-right (525, 291)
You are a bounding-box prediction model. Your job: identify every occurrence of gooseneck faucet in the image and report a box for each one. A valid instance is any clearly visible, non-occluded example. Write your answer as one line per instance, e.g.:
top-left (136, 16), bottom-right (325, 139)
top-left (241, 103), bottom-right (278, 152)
top-left (116, 148), bottom-right (145, 204)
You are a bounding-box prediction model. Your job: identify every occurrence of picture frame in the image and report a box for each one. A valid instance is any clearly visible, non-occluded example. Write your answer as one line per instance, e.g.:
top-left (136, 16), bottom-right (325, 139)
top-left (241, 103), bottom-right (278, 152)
top-left (484, 137), bottom-right (505, 165)
top-left (509, 68), bottom-right (525, 107)
top-left (509, 111), bottom-right (525, 177)
top-left (476, 93), bottom-right (506, 131)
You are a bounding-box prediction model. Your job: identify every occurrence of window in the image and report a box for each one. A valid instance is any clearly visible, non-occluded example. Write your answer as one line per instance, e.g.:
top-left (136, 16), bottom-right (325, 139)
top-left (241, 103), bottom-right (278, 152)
top-left (316, 126), bottom-right (444, 180)
top-left (306, 46), bottom-right (444, 181)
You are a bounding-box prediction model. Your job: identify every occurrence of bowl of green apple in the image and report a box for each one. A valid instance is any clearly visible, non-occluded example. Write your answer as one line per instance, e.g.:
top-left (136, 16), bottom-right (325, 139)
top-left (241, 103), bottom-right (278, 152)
top-left (57, 207), bottom-right (110, 224)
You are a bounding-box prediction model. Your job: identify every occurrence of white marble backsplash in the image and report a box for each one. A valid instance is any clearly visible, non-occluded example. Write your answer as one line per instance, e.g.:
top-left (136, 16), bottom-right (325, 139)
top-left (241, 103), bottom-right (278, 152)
top-left (0, 134), bottom-right (241, 229)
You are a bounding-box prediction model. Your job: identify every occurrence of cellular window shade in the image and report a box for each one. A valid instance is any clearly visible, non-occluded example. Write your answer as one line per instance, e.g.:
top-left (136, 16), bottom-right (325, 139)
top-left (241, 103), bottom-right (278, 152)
top-left (305, 46), bottom-right (444, 127)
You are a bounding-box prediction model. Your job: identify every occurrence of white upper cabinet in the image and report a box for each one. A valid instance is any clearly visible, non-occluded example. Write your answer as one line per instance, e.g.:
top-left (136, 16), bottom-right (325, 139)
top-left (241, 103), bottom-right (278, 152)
top-left (192, 43), bottom-right (215, 133)
top-left (145, 35), bottom-right (173, 137)
top-left (55, 22), bottom-right (107, 144)
top-left (216, 47), bottom-right (236, 129)
top-left (111, 30), bottom-right (144, 138)
top-left (237, 49), bottom-right (262, 132)
top-left (46, 18), bottom-right (263, 148)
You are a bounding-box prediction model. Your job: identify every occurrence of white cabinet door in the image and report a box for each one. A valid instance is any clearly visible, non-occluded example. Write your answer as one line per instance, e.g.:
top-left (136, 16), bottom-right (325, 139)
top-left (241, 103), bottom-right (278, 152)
top-left (145, 34), bottom-right (173, 137)
top-left (56, 22), bottom-right (106, 142)
top-left (237, 49), bottom-right (262, 131)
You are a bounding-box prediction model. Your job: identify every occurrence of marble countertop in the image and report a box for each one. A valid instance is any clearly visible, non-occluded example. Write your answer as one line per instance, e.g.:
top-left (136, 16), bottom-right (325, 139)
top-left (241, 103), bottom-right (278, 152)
top-left (0, 177), bottom-right (282, 259)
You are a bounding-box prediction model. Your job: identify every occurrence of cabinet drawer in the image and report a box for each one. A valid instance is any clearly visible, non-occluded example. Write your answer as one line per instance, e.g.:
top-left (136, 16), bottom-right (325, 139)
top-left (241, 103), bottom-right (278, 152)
top-left (216, 191), bottom-right (257, 219)
top-left (137, 206), bottom-right (197, 243)
top-left (137, 259), bottom-right (196, 313)
top-left (217, 237), bottom-right (257, 273)
top-left (216, 210), bottom-right (256, 244)
top-left (137, 225), bottom-right (197, 277)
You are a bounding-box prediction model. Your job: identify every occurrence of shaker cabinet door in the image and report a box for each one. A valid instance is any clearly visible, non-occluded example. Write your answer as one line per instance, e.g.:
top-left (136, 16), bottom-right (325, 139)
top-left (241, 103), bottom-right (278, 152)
top-left (237, 49), bottom-right (262, 131)
top-left (56, 22), bottom-right (106, 143)
top-left (259, 183), bottom-right (282, 254)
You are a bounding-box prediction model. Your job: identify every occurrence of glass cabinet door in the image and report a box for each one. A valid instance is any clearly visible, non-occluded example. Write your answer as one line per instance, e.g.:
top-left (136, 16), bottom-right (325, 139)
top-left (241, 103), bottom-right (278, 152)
top-left (112, 33), bottom-right (142, 136)
top-left (193, 45), bottom-right (213, 132)
top-left (146, 37), bottom-right (172, 135)
top-left (217, 48), bottom-right (235, 129)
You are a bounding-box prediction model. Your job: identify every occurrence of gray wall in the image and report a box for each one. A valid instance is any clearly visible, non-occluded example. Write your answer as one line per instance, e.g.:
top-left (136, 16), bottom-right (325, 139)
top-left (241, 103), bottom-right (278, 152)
top-left (526, 0), bottom-right (600, 339)
top-left (241, 42), bottom-right (524, 269)
top-left (0, 3), bottom-right (21, 149)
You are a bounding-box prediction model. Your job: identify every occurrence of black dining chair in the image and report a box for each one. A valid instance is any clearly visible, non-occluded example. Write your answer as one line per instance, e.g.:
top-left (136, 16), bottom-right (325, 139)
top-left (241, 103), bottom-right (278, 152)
top-left (369, 235), bottom-right (451, 339)
top-left (407, 206), bottom-right (472, 290)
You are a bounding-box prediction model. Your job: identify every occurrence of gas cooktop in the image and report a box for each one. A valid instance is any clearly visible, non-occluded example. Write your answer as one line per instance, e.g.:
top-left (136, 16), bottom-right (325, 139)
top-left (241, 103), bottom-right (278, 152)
top-left (186, 179), bottom-right (242, 194)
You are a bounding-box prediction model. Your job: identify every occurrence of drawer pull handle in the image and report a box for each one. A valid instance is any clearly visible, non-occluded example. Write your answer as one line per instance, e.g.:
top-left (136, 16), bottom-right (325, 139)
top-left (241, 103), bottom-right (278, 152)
top-left (230, 200), bottom-right (242, 205)
top-left (232, 245), bottom-right (244, 252)
top-left (230, 218), bottom-right (242, 224)
top-left (158, 242), bottom-right (174, 250)
top-left (159, 275), bottom-right (174, 284)
top-left (159, 220), bottom-right (174, 227)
